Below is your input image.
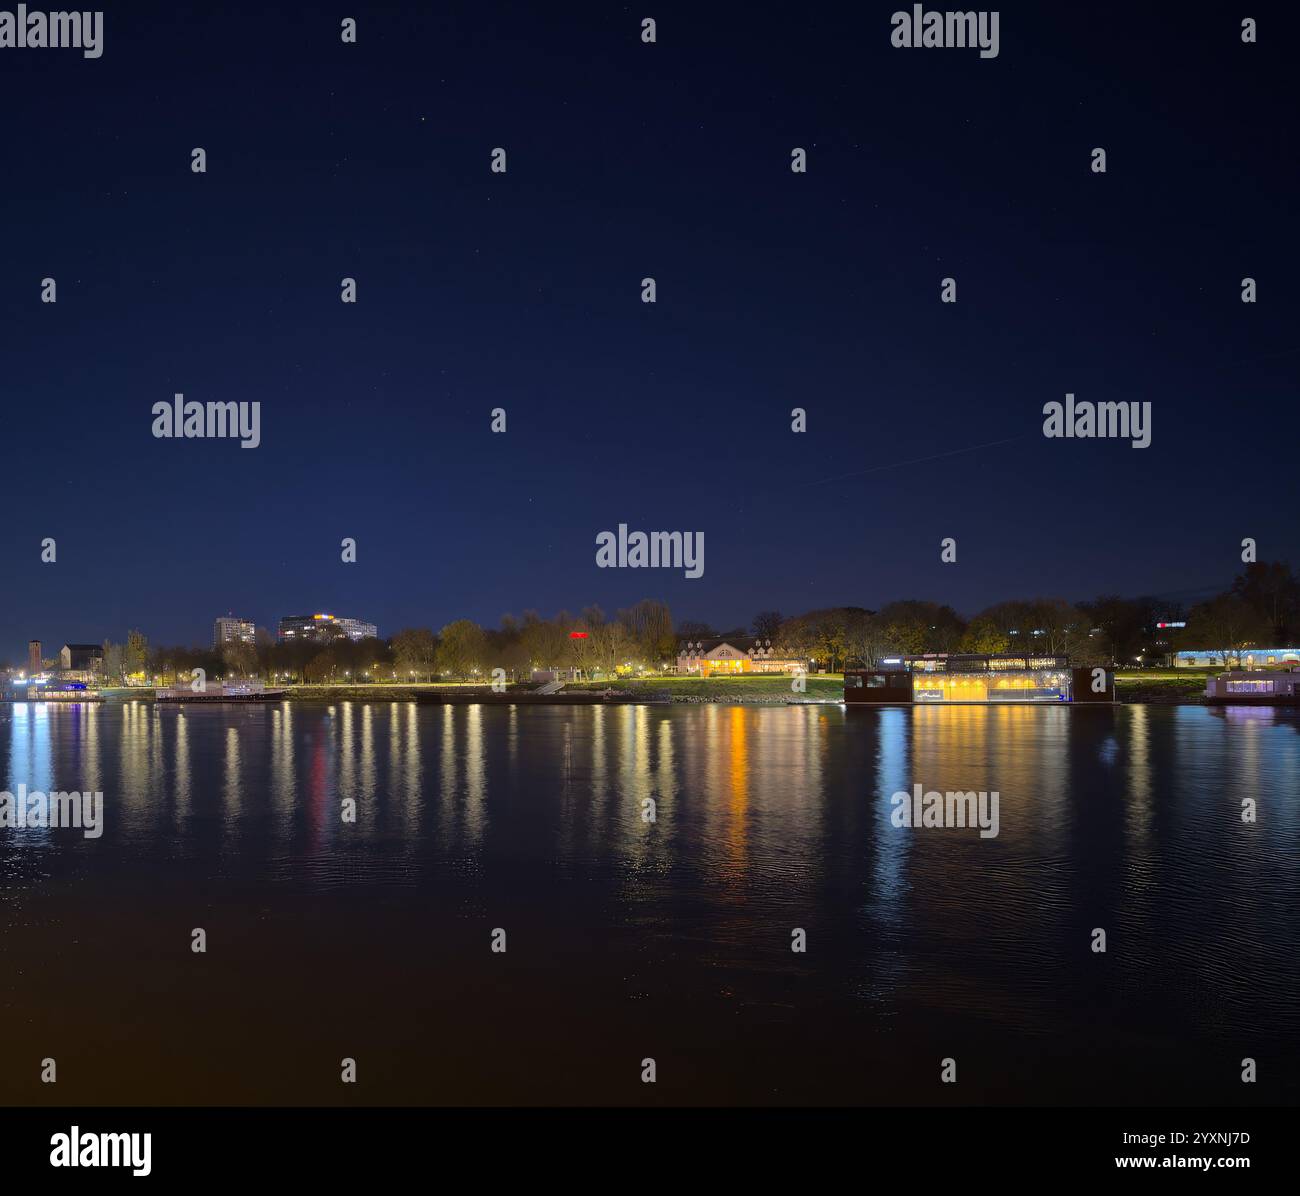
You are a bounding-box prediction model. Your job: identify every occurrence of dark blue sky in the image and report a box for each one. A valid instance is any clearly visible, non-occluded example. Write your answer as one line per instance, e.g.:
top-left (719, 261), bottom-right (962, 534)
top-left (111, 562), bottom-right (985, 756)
top-left (3, 2), bottom-right (1296, 659)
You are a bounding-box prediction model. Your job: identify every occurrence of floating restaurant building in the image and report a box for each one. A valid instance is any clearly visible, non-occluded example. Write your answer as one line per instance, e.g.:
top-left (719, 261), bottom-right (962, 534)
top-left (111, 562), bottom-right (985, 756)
top-left (1204, 668), bottom-right (1300, 705)
top-left (2, 676), bottom-right (102, 702)
top-left (844, 653), bottom-right (1115, 705)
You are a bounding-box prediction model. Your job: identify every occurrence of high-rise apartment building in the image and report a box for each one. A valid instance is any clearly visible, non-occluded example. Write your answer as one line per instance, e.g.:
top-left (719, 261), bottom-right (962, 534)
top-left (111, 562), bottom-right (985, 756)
top-left (214, 616), bottom-right (256, 649)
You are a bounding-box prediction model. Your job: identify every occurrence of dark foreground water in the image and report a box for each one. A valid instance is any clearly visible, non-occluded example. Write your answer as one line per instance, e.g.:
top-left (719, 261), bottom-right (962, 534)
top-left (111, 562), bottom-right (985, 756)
top-left (1, 699), bottom-right (1297, 1106)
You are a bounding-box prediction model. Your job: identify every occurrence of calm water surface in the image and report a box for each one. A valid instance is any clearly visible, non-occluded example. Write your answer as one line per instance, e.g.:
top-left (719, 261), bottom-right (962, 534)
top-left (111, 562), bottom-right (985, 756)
top-left (2, 700), bottom-right (1297, 1105)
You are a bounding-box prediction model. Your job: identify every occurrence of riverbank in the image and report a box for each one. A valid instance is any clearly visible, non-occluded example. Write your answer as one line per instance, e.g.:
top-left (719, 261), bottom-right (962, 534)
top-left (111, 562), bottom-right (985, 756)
top-left (283, 677), bottom-right (846, 704)
top-left (87, 678), bottom-right (846, 705)
top-left (72, 671), bottom-right (1216, 706)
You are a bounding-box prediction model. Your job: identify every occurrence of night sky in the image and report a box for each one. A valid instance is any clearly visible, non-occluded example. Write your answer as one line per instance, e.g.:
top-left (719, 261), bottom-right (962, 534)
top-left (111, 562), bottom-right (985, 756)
top-left (3, 2), bottom-right (1296, 659)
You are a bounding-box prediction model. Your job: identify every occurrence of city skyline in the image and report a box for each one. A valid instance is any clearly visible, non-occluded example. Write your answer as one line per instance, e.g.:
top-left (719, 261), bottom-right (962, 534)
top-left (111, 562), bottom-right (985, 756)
top-left (0, 580), bottom-right (1213, 663)
top-left (8, 553), bottom-right (1296, 673)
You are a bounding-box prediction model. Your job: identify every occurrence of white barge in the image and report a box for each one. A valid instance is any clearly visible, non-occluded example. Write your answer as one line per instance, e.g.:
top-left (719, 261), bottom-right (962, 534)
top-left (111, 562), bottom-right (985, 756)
top-left (154, 679), bottom-right (286, 703)
top-left (1204, 668), bottom-right (1300, 706)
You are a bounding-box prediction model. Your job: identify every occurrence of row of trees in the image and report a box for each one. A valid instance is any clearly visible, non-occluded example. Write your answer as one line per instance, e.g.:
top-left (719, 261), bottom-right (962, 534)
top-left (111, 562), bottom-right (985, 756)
top-left (402, 601), bottom-right (676, 682)
top-left (73, 560), bottom-right (1300, 684)
top-left (1185, 560), bottom-right (1300, 667)
top-left (103, 600), bottom-right (678, 684)
top-left (765, 598), bottom-right (1131, 671)
top-left (755, 561), bottom-right (1300, 671)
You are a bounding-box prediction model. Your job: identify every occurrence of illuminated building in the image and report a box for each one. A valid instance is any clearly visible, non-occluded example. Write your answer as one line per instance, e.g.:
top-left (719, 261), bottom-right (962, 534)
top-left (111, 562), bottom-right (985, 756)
top-left (278, 613), bottom-right (378, 643)
top-left (59, 643), bottom-right (104, 680)
top-left (675, 638), bottom-right (808, 676)
top-left (1205, 667), bottom-right (1300, 705)
top-left (845, 654), bottom-right (1114, 704)
top-left (1175, 647), bottom-right (1299, 668)
top-left (213, 616), bottom-right (256, 649)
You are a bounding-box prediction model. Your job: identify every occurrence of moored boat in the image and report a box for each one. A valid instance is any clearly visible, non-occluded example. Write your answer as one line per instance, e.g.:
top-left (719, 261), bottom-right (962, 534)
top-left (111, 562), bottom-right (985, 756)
top-left (154, 679), bottom-right (286, 703)
top-left (1204, 667), bottom-right (1300, 706)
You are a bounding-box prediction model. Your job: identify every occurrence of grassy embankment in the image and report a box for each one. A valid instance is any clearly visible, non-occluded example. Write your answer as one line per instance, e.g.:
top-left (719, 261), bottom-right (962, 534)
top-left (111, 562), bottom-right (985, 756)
top-left (1113, 668), bottom-right (1211, 704)
top-left (154, 677), bottom-right (843, 703)
top-left (272, 682), bottom-right (507, 701)
top-left (564, 674), bottom-right (844, 702)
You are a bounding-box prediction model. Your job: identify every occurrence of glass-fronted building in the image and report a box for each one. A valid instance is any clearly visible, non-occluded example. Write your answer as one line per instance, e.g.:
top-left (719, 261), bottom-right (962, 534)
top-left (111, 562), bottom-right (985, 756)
top-left (908, 653), bottom-right (1072, 702)
top-left (846, 654), bottom-right (1112, 704)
